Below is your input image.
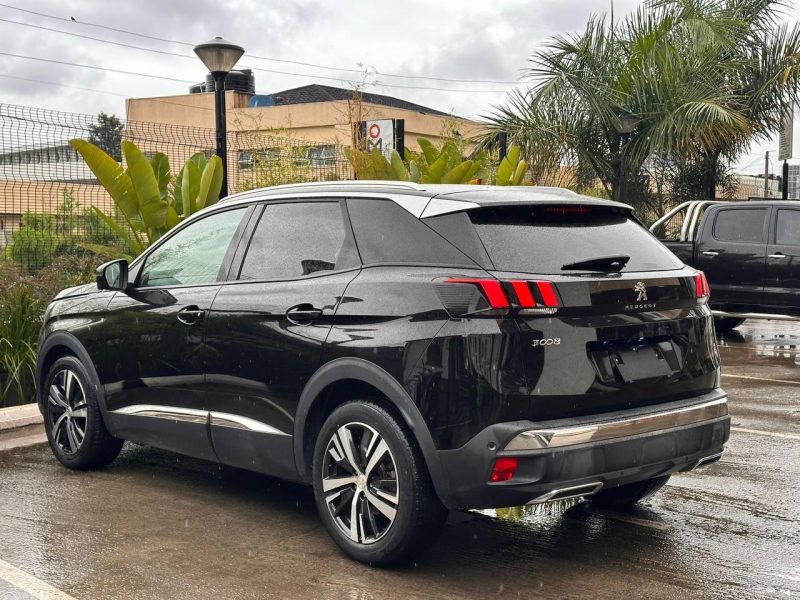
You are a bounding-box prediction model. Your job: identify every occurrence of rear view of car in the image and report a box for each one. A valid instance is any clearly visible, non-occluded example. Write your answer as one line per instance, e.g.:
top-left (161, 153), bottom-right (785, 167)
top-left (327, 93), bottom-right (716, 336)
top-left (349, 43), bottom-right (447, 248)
top-left (37, 183), bottom-right (728, 567)
top-left (417, 191), bottom-right (728, 511)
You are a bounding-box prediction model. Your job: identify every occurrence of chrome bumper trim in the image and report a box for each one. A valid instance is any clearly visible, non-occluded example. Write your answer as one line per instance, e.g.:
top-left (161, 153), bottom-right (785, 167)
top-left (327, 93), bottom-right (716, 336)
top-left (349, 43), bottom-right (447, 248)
top-left (504, 397), bottom-right (728, 452)
top-left (712, 310), bottom-right (800, 322)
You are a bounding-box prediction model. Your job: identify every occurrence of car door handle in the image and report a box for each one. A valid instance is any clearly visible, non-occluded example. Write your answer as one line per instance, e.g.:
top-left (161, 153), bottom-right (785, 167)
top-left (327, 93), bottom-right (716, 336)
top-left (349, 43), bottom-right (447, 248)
top-left (768, 253), bottom-right (788, 259)
top-left (177, 306), bottom-right (206, 325)
top-left (702, 250), bottom-right (720, 257)
top-left (286, 303), bottom-right (323, 324)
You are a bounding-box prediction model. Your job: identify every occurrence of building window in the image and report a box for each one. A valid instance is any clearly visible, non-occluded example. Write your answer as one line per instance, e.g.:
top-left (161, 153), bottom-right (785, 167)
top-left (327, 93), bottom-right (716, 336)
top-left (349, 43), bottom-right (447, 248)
top-left (308, 145), bottom-right (336, 167)
top-left (238, 150), bottom-right (253, 170)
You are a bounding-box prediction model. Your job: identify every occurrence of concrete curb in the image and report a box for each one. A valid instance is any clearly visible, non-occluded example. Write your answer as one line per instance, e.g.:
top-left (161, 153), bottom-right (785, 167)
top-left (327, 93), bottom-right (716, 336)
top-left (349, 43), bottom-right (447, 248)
top-left (0, 403), bottom-right (47, 452)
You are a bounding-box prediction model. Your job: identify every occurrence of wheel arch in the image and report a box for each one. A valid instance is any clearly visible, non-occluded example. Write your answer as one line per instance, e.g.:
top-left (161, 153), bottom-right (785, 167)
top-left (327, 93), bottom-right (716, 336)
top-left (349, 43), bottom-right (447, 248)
top-left (294, 357), bottom-right (451, 505)
top-left (37, 332), bottom-right (107, 416)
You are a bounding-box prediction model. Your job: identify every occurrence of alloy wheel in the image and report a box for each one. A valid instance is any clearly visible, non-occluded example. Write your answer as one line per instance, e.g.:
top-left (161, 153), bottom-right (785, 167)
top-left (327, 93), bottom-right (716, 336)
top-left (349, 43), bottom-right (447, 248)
top-left (321, 422), bottom-right (399, 545)
top-left (47, 369), bottom-right (87, 455)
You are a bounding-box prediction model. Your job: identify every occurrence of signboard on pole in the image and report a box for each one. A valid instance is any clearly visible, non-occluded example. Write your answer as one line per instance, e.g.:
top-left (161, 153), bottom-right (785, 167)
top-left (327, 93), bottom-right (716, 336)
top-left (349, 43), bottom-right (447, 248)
top-left (365, 120), bottom-right (393, 158)
top-left (778, 105), bottom-right (798, 161)
top-left (359, 119), bottom-right (405, 161)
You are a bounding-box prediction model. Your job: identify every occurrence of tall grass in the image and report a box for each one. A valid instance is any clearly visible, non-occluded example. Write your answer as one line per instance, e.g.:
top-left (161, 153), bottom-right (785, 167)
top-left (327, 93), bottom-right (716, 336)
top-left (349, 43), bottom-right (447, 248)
top-left (0, 254), bottom-right (104, 407)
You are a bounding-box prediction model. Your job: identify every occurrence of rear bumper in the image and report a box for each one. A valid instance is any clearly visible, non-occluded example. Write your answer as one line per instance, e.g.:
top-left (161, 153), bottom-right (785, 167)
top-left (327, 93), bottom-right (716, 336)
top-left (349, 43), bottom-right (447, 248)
top-left (436, 388), bottom-right (729, 510)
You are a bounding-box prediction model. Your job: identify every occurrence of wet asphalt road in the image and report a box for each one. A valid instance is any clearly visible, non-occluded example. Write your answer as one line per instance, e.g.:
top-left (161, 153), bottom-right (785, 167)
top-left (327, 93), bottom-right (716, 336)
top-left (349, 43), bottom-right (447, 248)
top-left (0, 320), bottom-right (798, 600)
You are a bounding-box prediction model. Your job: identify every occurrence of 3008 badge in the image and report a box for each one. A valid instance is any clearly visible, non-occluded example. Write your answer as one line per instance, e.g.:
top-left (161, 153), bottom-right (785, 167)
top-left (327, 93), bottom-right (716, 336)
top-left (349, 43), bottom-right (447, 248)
top-left (531, 338), bottom-right (561, 347)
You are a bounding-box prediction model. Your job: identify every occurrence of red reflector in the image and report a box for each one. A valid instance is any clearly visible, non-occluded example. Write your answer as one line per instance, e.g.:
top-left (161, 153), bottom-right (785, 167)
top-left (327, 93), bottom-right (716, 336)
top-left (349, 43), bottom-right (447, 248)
top-left (445, 278), bottom-right (509, 309)
top-left (510, 280), bottom-right (536, 308)
top-left (535, 281), bottom-right (560, 307)
top-left (490, 457), bottom-right (519, 483)
top-left (695, 272), bottom-right (710, 298)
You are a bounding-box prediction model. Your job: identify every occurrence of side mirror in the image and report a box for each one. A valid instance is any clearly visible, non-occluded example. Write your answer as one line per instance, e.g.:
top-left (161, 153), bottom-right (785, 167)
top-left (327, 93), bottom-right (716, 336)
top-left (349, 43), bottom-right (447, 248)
top-left (96, 259), bottom-right (129, 291)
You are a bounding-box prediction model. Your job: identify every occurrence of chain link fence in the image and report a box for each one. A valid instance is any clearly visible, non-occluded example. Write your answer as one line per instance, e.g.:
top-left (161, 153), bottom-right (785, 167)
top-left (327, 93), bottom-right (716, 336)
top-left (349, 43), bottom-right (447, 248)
top-left (0, 103), bottom-right (352, 271)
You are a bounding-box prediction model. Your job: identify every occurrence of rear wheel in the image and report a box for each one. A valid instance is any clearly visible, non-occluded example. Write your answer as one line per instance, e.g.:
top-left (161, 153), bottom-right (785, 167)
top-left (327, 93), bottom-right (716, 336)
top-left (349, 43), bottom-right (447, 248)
top-left (714, 317), bottom-right (745, 333)
top-left (44, 356), bottom-right (123, 470)
top-left (590, 475), bottom-right (670, 507)
top-left (312, 400), bottom-right (447, 566)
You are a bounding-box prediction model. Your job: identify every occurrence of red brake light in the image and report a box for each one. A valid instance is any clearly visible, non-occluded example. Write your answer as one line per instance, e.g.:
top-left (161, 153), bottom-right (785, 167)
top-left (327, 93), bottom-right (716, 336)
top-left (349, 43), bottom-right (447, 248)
top-left (535, 281), bottom-right (560, 307)
top-left (510, 280), bottom-right (536, 308)
top-left (544, 206), bottom-right (590, 215)
top-left (490, 457), bottom-right (519, 483)
top-left (443, 278), bottom-right (560, 314)
top-left (695, 272), bottom-right (710, 299)
top-left (445, 278), bottom-right (509, 309)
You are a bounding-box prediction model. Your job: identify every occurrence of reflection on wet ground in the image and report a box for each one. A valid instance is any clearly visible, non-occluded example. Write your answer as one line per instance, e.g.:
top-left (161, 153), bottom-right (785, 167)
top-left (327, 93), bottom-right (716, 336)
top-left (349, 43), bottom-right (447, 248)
top-left (0, 320), bottom-right (798, 599)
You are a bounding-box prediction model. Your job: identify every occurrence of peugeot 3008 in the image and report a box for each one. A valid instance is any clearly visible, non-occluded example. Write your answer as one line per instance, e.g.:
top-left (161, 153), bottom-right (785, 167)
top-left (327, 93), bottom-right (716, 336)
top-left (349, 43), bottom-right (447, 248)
top-left (36, 182), bottom-right (729, 565)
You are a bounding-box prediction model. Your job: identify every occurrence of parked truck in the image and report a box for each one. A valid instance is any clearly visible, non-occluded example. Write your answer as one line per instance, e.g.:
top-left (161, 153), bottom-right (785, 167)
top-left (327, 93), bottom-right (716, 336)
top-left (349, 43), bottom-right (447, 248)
top-left (650, 199), bottom-right (800, 331)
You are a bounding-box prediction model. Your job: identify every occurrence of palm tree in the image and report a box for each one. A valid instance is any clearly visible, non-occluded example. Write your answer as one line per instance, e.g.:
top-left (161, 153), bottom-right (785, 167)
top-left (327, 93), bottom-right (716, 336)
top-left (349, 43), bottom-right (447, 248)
top-left (487, 0), bottom-right (800, 203)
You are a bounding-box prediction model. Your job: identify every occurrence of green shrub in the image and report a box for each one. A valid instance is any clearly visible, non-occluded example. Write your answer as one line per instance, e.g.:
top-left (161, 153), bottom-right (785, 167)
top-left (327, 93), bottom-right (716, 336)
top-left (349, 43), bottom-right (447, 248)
top-left (0, 254), bottom-right (105, 407)
top-left (9, 224), bottom-right (60, 271)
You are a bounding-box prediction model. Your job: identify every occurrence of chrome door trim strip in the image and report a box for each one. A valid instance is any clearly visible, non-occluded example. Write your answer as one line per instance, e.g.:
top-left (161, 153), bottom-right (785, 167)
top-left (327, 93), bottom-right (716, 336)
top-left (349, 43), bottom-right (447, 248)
top-left (111, 404), bottom-right (208, 425)
top-left (111, 405), bottom-right (289, 436)
top-left (209, 412), bottom-right (289, 436)
top-left (504, 397), bottom-right (728, 451)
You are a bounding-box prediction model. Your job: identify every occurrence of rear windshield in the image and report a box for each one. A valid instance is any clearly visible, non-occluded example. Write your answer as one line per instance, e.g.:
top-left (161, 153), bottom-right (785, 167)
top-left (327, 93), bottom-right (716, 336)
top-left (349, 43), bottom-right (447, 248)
top-left (427, 205), bottom-right (683, 274)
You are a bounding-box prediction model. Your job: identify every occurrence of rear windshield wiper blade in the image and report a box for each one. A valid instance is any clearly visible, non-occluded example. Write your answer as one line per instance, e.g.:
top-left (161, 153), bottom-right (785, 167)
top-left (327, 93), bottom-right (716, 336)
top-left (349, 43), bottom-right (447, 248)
top-left (561, 255), bottom-right (631, 271)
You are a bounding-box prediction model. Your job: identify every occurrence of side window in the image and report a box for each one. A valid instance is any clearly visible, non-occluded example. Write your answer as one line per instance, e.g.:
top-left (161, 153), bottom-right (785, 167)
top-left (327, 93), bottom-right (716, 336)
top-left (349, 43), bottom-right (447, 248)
top-left (346, 198), bottom-right (474, 266)
top-left (239, 201), bottom-right (349, 280)
top-left (138, 208), bottom-right (246, 288)
top-left (776, 210), bottom-right (800, 246)
top-left (712, 208), bottom-right (767, 244)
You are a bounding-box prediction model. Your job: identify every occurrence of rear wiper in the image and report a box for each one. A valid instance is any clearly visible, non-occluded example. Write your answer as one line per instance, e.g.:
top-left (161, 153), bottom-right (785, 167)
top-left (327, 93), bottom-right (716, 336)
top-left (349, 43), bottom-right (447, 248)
top-left (561, 255), bottom-right (631, 271)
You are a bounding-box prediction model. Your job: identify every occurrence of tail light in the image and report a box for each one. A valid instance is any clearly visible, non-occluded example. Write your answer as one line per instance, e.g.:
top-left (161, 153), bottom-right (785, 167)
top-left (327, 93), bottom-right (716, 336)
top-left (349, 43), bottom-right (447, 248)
top-left (694, 272), bottom-right (710, 300)
top-left (490, 457), bottom-right (519, 483)
top-left (439, 278), bottom-right (560, 316)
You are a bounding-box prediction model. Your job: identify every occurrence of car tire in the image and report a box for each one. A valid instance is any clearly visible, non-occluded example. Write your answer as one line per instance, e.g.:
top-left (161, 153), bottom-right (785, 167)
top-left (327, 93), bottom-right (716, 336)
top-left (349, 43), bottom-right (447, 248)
top-left (312, 400), bottom-right (447, 566)
top-left (43, 355), bottom-right (124, 470)
top-left (589, 475), bottom-right (670, 507)
top-left (714, 317), bottom-right (746, 333)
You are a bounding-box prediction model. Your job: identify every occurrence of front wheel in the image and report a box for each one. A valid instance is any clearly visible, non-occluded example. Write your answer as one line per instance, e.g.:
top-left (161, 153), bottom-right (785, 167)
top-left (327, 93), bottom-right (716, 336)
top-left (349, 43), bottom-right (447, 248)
top-left (590, 475), bottom-right (670, 507)
top-left (312, 400), bottom-right (447, 566)
top-left (44, 355), bottom-right (123, 470)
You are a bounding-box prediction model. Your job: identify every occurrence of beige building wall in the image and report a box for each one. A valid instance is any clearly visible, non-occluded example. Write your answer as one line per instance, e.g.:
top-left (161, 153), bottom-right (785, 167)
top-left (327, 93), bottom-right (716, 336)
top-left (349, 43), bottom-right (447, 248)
top-left (126, 91), bottom-right (486, 152)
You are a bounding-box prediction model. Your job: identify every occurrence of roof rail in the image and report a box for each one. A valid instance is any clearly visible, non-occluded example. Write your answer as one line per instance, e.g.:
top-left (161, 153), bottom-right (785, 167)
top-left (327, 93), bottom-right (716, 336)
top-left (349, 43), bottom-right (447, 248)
top-left (256, 180), bottom-right (426, 192)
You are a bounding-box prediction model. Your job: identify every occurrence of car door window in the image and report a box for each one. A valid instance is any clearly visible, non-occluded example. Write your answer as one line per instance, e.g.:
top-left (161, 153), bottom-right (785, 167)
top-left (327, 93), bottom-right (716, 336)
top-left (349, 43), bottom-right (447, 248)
top-left (239, 202), bottom-right (350, 280)
top-left (712, 208), bottom-right (767, 243)
top-left (138, 207), bottom-right (247, 288)
top-left (776, 210), bottom-right (800, 245)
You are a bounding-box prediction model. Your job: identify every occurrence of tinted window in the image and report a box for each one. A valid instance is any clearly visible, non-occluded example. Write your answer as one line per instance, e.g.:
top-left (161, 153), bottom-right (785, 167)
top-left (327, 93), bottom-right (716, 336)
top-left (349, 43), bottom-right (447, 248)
top-left (138, 208), bottom-right (246, 287)
top-left (240, 202), bottom-right (347, 280)
top-left (447, 205), bottom-right (682, 274)
top-left (776, 210), bottom-right (800, 245)
top-left (347, 199), bottom-right (473, 266)
top-left (713, 208), bottom-right (766, 243)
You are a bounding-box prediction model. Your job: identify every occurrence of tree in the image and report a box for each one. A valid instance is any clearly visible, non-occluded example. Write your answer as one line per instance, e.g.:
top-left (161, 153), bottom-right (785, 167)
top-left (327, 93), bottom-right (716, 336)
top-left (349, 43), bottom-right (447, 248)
top-left (87, 112), bottom-right (124, 161)
top-left (487, 0), bottom-right (800, 205)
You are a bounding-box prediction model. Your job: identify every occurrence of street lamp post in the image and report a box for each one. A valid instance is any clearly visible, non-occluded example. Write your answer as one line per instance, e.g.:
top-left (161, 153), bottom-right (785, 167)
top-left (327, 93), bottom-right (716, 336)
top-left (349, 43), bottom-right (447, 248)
top-left (193, 37), bottom-right (245, 199)
top-left (614, 115), bottom-right (640, 203)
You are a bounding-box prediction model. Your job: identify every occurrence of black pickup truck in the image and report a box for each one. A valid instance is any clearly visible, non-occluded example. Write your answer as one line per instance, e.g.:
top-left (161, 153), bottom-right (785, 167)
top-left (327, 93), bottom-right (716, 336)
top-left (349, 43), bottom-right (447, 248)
top-left (651, 199), bottom-right (800, 331)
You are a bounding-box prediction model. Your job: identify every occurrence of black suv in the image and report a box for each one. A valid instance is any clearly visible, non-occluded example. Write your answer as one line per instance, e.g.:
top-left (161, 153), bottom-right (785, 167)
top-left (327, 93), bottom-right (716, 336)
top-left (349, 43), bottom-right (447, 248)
top-left (36, 183), bottom-right (729, 565)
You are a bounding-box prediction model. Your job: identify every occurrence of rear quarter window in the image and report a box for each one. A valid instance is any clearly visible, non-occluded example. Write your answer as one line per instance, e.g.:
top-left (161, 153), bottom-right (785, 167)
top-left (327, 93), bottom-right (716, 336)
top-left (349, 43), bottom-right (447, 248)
top-left (427, 205), bottom-right (683, 274)
top-left (346, 198), bottom-right (475, 266)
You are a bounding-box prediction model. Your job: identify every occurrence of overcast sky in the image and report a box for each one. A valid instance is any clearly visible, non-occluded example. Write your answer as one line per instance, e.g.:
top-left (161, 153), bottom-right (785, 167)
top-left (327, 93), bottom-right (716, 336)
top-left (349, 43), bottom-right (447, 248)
top-left (0, 0), bottom-right (796, 173)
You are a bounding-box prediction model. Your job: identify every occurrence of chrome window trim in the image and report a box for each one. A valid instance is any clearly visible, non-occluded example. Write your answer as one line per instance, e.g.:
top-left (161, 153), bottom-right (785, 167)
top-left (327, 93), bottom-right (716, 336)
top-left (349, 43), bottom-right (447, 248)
top-left (504, 397), bottom-right (728, 452)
